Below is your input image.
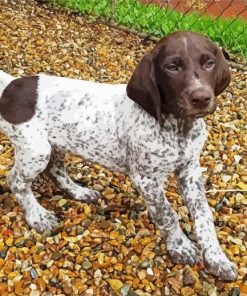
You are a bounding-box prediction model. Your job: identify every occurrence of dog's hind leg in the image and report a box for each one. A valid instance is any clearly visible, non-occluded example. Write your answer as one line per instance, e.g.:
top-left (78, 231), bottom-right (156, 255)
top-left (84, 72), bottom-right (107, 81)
top-left (45, 148), bottom-right (100, 203)
top-left (7, 126), bottom-right (58, 232)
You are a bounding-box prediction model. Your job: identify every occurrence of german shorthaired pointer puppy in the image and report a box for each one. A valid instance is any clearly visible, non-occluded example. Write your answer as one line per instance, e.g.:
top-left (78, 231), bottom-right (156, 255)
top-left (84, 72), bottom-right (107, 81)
top-left (0, 31), bottom-right (237, 281)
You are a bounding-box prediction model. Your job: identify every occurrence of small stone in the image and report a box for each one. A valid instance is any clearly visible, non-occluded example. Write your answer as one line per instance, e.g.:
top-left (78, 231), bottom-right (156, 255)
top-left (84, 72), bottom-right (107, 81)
top-left (58, 199), bottom-right (67, 207)
top-left (76, 226), bottom-right (85, 235)
top-left (85, 288), bottom-right (94, 295)
top-left (83, 204), bottom-right (91, 216)
top-left (239, 284), bottom-right (247, 293)
top-left (121, 284), bottom-right (131, 296)
top-left (233, 155), bottom-right (242, 163)
top-left (94, 269), bottom-right (102, 286)
top-left (114, 263), bottom-right (123, 271)
top-left (49, 277), bottom-right (59, 287)
top-left (147, 267), bottom-right (154, 276)
top-left (15, 237), bottom-right (27, 247)
top-left (51, 252), bottom-right (63, 260)
top-left (215, 203), bottom-right (223, 212)
top-left (30, 290), bottom-right (40, 296)
top-left (6, 237), bottom-right (13, 247)
top-left (127, 291), bottom-right (139, 296)
top-left (93, 184), bottom-right (104, 191)
top-left (229, 245), bottom-right (239, 255)
top-left (107, 279), bottom-right (123, 292)
top-left (63, 285), bottom-right (73, 295)
top-left (168, 275), bottom-right (183, 294)
top-left (132, 203), bottom-right (145, 211)
top-left (140, 260), bottom-right (150, 268)
top-left (36, 278), bottom-right (46, 292)
top-left (0, 241), bottom-right (4, 251)
top-left (14, 281), bottom-right (24, 295)
top-left (30, 268), bottom-right (38, 279)
top-left (137, 269), bottom-right (146, 280)
top-left (230, 287), bottom-right (240, 296)
top-left (0, 247), bottom-right (8, 259)
top-left (238, 267), bottom-right (247, 276)
top-left (46, 260), bottom-right (54, 268)
top-left (181, 286), bottom-right (195, 296)
top-left (82, 259), bottom-right (92, 270)
top-left (99, 220), bottom-right (111, 229)
top-left (133, 244), bottom-right (143, 255)
top-left (140, 237), bottom-right (152, 246)
top-left (237, 182), bottom-right (247, 191)
top-left (42, 230), bottom-right (51, 239)
top-left (183, 266), bottom-right (196, 286)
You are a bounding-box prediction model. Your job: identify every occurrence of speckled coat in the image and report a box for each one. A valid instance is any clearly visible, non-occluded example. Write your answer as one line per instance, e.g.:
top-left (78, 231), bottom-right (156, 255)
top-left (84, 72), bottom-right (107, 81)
top-left (0, 31), bottom-right (237, 281)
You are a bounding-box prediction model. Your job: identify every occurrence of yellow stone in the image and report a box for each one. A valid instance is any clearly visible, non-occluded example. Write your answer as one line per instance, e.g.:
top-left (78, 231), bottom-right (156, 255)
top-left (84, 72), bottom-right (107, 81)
top-left (64, 237), bottom-right (78, 243)
top-left (241, 199), bottom-right (247, 206)
top-left (230, 245), bottom-right (239, 255)
top-left (237, 182), bottom-right (247, 191)
top-left (83, 204), bottom-right (91, 216)
top-left (114, 263), bottom-right (123, 271)
top-left (140, 237), bottom-right (152, 246)
top-left (58, 199), bottom-right (67, 207)
top-left (137, 269), bottom-right (147, 280)
top-left (0, 241), bottom-right (4, 251)
top-left (107, 279), bottom-right (123, 292)
top-left (109, 231), bottom-right (119, 240)
top-left (181, 286), bottom-right (195, 296)
top-left (108, 240), bottom-right (120, 246)
top-left (6, 237), bottom-right (13, 247)
top-left (8, 271), bottom-right (20, 280)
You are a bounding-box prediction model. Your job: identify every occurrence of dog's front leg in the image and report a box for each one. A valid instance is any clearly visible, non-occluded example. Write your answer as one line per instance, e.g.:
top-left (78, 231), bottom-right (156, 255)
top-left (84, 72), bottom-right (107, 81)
top-left (131, 173), bottom-right (199, 266)
top-left (176, 160), bottom-right (237, 281)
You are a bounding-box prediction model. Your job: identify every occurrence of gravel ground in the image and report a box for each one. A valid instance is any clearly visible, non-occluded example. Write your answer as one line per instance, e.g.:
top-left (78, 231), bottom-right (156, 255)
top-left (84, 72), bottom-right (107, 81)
top-left (0, 1), bottom-right (246, 295)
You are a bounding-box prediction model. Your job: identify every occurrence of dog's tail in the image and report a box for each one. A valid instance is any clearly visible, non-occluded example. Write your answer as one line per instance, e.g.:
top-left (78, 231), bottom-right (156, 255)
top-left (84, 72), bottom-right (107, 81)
top-left (0, 71), bottom-right (15, 97)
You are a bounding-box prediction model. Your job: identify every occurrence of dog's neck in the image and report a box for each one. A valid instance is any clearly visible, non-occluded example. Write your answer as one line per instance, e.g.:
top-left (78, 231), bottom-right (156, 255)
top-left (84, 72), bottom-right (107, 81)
top-left (161, 112), bottom-right (196, 138)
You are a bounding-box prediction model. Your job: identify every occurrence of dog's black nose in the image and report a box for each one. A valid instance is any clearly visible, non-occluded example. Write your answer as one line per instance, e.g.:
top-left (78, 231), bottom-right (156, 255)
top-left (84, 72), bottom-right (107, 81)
top-left (190, 90), bottom-right (212, 109)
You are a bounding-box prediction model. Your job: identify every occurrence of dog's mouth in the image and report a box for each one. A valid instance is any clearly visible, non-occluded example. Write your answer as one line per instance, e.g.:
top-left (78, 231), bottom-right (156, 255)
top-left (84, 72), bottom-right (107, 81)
top-left (187, 112), bottom-right (209, 119)
top-left (183, 103), bottom-right (217, 119)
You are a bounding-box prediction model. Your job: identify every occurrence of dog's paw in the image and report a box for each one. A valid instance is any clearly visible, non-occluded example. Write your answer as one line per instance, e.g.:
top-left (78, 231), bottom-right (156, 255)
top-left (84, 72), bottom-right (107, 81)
top-left (26, 206), bottom-right (59, 233)
top-left (167, 231), bottom-right (200, 266)
top-left (203, 247), bottom-right (237, 281)
top-left (72, 187), bottom-right (101, 203)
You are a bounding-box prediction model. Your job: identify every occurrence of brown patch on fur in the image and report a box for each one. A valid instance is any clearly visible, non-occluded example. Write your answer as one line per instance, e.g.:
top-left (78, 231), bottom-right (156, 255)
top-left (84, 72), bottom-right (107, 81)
top-left (0, 76), bottom-right (38, 124)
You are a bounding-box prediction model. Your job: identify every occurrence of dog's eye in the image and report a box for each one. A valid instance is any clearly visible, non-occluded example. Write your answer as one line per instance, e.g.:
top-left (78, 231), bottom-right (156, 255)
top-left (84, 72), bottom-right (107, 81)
top-left (205, 60), bottom-right (215, 69)
top-left (167, 64), bottom-right (179, 72)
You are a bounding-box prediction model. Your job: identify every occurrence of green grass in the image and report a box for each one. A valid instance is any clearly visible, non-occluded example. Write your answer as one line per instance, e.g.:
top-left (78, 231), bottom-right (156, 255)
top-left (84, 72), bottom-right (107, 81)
top-left (50, 0), bottom-right (247, 57)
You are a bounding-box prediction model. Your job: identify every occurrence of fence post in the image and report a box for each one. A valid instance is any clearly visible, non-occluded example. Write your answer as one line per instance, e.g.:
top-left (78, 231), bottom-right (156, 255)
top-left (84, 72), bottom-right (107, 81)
top-left (110, 0), bottom-right (116, 23)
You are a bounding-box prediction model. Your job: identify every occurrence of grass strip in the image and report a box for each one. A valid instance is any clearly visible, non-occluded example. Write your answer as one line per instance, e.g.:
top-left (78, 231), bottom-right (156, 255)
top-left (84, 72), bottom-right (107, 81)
top-left (49, 0), bottom-right (247, 57)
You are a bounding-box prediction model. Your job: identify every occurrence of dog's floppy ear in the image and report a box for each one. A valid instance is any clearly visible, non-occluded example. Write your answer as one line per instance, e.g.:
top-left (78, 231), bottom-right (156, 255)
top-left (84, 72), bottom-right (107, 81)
top-left (127, 54), bottom-right (162, 125)
top-left (215, 49), bottom-right (231, 96)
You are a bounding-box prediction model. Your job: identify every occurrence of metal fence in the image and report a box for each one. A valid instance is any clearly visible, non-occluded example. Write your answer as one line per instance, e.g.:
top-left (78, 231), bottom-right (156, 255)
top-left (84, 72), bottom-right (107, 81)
top-left (50, 0), bottom-right (247, 58)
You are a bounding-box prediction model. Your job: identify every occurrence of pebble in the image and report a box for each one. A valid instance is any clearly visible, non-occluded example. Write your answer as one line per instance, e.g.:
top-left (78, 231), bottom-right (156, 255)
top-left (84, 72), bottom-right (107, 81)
top-left (0, 247), bottom-right (8, 259)
top-left (36, 278), bottom-right (46, 292)
top-left (120, 284), bottom-right (131, 296)
top-left (181, 286), bottom-right (195, 296)
top-left (82, 258), bottom-right (93, 270)
top-left (107, 279), bottom-right (123, 292)
top-left (238, 266), bottom-right (247, 276)
top-left (230, 287), bottom-right (240, 296)
top-left (30, 268), bottom-right (39, 279)
top-left (51, 251), bottom-right (63, 260)
top-left (183, 266), bottom-right (196, 286)
top-left (137, 269), bottom-right (147, 280)
top-left (93, 184), bottom-right (104, 191)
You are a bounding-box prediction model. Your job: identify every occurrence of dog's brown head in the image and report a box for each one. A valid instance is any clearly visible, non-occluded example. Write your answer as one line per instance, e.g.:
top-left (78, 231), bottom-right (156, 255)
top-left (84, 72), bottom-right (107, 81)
top-left (127, 31), bottom-right (231, 124)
